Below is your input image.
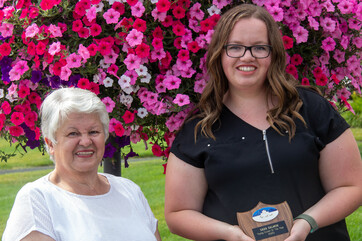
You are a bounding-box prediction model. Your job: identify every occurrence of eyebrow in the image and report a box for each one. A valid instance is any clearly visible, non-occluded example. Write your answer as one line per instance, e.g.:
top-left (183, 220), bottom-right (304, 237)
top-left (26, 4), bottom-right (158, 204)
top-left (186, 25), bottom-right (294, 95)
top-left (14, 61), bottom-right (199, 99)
top-left (227, 41), bottom-right (269, 45)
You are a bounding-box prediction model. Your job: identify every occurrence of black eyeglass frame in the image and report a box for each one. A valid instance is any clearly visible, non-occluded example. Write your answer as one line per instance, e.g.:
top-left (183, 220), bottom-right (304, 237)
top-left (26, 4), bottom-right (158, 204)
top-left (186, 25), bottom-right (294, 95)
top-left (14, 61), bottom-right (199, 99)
top-left (223, 44), bottom-right (273, 59)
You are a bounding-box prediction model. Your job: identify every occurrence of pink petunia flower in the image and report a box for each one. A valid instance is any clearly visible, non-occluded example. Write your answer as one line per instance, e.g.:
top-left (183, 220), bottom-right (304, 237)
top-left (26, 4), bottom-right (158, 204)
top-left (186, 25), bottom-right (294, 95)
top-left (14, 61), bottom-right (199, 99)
top-left (151, 48), bottom-right (166, 61)
top-left (0, 22), bottom-right (14, 38)
top-left (301, 78), bottom-right (310, 86)
top-left (103, 49), bottom-right (118, 64)
top-left (172, 22), bottom-right (186, 36)
top-left (131, 1), bottom-right (145, 18)
top-left (290, 54), bottom-right (303, 66)
top-left (48, 24), bottom-right (62, 37)
top-left (135, 43), bottom-right (150, 58)
top-left (122, 110), bottom-right (135, 124)
top-left (102, 97), bottom-right (115, 113)
top-left (338, 0), bottom-right (354, 14)
top-left (11, 112), bottom-right (25, 126)
top-left (124, 53), bottom-right (141, 70)
top-left (78, 44), bottom-right (90, 60)
top-left (173, 94), bottom-right (190, 107)
top-left (333, 49), bottom-right (345, 64)
top-left (0, 42), bottom-right (11, 56)
top-left (86, 6), bottom-right (97, 22)
top-left (320, 17), bottom-right (336, 32)
top-left (126, 29), bottom-right (143, 48)
top-left (267, 6), bottom-right (283, 22)
top-left (152, 37), bottom-right (163, 50)
top-left (108, 64), bottom-right (119, 77)
top-left (321, 37), bottom-right (336, 52)
top-left (14, 60), bottom-right (29, 76)
top-left (308, 16), bottom-right (319, 30)
top-left (164, 75), bottom-right (181, 90)
top-left (9, 126), bottom-right (24, 137)
top-left (66, 53), bottom-right (82, 68)
top-left (77, 78), bottom-right (91, 89)
top-left (114, 123), bottom-right (125, 137)
top-left (48, 42), bottom-right (61, 56)
top-left (103, 8), bottom-right (120, 24)
top-left (194, 78), bottom-right (207, 94)
top-left (151, 8), bottom-right (167, 22)
top-left (72, 19), bottom-right (83, 32)
top-left (189, 3), bottom-right (204, 20)
top-left (1, 101), bottom-right (11, 114)
top-left (25, 23), bottom-right (39, 38)
top-left (90, 23), bottom-right (102, 36)
top-left (156, 0), bottom-right (171, 12)
top-left (293, 26), bottom-right (308, 43)
top-left (18, 86), bottom-right (30, 98)
top-left (60, 66), bottom-right (72, 81)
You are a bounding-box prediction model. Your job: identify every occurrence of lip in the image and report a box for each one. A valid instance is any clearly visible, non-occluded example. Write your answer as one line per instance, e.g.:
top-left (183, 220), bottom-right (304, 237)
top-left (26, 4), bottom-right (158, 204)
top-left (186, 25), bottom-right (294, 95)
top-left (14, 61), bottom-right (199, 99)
top-left (237, 65), bottom-right (257, 74)
top-left (75, 150), bottom-right (95, 157)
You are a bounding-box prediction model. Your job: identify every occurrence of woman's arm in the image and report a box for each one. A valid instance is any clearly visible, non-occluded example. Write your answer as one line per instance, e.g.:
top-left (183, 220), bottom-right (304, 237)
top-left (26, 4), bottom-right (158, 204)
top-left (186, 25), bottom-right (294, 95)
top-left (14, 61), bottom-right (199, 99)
top-left (21, 231), bottom-right (55, 241)
top-left (155, 228), bottom-right (162, 241)
top-left (165, 153), bottom-right (253, 241)
top-left (286, 128), bottom-right (362, 241)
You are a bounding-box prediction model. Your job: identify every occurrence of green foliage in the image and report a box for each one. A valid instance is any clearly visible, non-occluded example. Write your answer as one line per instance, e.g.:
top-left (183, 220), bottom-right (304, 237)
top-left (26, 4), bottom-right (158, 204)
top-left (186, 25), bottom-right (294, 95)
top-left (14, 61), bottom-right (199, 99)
top-left (342, 94), bottom-right (362, 128)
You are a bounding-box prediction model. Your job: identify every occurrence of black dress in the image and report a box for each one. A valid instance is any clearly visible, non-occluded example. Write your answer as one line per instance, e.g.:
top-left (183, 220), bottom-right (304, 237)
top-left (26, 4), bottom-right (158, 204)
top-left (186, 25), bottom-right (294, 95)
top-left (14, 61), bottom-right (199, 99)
top-left (170, 88), bottom-right (351, 241)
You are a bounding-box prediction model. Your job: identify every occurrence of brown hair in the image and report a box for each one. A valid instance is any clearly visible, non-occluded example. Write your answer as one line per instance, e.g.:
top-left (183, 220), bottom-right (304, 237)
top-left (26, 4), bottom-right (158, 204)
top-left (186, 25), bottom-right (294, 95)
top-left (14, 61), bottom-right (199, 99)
top-left (190, 4), bottom-right (305, 140)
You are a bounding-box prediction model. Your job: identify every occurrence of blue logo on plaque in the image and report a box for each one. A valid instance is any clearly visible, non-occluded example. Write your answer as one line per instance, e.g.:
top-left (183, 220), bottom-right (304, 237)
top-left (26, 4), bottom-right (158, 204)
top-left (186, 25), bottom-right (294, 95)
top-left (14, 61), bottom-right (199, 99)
top-left (252, 207), bottom-right (279, 222)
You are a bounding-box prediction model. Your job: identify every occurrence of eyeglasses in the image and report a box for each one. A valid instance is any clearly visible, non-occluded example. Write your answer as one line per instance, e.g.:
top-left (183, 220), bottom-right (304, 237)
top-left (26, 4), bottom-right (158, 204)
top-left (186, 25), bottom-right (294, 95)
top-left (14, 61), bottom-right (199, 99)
top-left (224, 44), bottom-right (272, 59)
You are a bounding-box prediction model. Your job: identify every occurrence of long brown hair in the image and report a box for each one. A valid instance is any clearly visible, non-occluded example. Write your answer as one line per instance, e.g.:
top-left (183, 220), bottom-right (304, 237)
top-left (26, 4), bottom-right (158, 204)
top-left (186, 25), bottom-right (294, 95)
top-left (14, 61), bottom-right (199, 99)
top-left (190, 4), bottom-right (305, 141)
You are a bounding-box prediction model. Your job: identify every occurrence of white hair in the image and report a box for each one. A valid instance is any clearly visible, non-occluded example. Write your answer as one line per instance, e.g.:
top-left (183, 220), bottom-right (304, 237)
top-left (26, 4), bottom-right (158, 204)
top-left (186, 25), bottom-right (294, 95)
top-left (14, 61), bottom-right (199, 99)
top-left (40, 87), bottom-right (110, 155)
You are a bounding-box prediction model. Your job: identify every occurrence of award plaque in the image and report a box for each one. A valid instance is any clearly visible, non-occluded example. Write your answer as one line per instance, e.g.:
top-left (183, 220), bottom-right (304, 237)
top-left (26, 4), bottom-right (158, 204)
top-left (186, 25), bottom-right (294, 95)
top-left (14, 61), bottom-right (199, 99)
top-left (237, 201), bottom-right (293, 241)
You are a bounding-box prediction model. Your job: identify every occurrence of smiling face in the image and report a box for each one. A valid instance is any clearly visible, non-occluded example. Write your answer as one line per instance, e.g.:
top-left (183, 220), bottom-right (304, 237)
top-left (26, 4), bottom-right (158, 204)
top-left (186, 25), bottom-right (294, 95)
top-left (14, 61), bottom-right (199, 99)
top-left (221, 17), bottom-right (271, 93)
top-left (45, 112), bottom-right (106, 175)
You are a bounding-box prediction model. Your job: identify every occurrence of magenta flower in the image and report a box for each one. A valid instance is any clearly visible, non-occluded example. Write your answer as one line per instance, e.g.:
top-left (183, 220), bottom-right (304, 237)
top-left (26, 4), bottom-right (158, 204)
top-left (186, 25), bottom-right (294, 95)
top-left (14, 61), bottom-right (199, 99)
top-left (102, 97), bottom-right (116, 113)
top-left (60, 66), bottom-right (72, 81)
top-left (156, 0), bottom-right (171, 13)
top-left (48, 24), bottom-right (62, 37)
top-left (66, 53), bottom-right (82, 68)
top-left (9, 126), bottom-right (24, 137)
top-left (173, 94), bottom-right (190, 107)
top-left (48, 42), bottom-right (61, 56)
top-left (320, 17), bottom-right (336, 32)
top-left (103, 8), bottom-right (120, 24)
top-left (124, 53), bottom-right (141, 70)
top-left (293, 26), bottom-right (308, 43)
top-left (321, 37), bottom-right (336, 52)
top-left (0, 22), bottom-right (14, 38)
top-left (25, 23), bottom-right (39, 38)
top-left (11, 112), bottom-right (25, 126)
top-left (131, 2), bottom-right (145, 18)
top-left (126, 29), bottom-right (144, 48)
top-left (164, 75), bottom-right (181, 90)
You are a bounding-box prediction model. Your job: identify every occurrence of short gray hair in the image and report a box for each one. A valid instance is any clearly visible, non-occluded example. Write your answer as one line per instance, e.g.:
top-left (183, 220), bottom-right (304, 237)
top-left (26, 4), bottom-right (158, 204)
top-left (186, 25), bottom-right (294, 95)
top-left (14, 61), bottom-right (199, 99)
top-left (40, 87), bottom-right (110, 153)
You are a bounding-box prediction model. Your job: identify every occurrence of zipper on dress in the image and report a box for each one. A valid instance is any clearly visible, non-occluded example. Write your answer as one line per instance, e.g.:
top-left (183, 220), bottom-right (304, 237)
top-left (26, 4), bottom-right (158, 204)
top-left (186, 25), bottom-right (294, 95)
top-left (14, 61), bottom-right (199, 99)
top-left (262, 130), bottom-right (275, 174)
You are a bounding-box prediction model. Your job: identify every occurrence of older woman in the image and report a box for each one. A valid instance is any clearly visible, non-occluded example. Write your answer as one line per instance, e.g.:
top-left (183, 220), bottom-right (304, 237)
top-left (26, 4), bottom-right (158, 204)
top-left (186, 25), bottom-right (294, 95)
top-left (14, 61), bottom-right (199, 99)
top-left (3, 87), bottom-right (161, 241)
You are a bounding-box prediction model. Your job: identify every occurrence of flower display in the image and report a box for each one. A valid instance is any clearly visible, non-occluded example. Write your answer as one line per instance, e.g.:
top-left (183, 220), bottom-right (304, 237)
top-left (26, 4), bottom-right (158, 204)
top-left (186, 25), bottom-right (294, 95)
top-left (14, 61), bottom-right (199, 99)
top-left (0, 0), bottom-right (361, 163)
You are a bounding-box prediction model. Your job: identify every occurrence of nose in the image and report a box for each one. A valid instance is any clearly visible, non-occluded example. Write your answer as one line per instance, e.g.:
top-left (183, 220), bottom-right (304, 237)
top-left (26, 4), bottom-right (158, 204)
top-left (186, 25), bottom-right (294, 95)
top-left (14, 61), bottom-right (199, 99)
top-left (79, 134), bottom-right (92, 147)
top-left (240, 48), bottom-right (254, 59)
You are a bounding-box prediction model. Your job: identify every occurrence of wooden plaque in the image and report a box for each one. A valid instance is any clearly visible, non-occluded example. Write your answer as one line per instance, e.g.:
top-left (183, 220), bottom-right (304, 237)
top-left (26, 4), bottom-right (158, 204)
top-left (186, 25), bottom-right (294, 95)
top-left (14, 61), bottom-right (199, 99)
top-left (237, 201), bottom-right (293, 241)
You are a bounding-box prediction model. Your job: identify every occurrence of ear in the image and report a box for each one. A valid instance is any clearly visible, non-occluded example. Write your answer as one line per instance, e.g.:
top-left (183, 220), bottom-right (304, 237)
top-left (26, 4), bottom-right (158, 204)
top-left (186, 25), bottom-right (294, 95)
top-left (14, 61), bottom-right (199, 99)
top-left (44, 137), bottom-right (55, 156)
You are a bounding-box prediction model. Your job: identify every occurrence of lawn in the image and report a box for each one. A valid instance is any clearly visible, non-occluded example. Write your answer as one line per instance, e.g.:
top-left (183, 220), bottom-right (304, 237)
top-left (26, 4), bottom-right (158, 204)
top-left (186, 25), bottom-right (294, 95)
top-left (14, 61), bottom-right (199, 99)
top-left (0, 128), bottom-right (361, 240)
